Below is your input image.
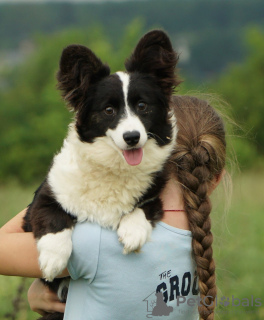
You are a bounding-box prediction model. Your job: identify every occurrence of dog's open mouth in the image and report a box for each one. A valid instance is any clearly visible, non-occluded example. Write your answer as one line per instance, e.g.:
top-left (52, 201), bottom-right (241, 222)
top-left (123, 148), bottom-right (143, 166)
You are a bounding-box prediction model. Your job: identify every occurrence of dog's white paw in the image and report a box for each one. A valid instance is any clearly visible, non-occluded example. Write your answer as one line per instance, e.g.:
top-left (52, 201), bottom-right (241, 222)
top-left (37, 229), bottom-right (73, 281)
top-left (117, 208), bottom-right (152, 254)
top-left (58, 277), bottom-right (70, 302)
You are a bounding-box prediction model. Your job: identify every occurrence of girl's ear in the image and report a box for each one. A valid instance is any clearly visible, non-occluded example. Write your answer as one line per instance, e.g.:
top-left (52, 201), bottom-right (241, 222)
top-left (125, 30), bottom-right (181, 98)
top-left (209, 169), bottom-right (226, 194)
top-left (57, 45), bottom-right (110, 111)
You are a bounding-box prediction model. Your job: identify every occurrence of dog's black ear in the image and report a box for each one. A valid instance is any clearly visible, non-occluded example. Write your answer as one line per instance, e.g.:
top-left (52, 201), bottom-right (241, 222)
top-left (125, 30), bottom-right (181, 98)
top-left (57, 45), bottom-right (110, 111)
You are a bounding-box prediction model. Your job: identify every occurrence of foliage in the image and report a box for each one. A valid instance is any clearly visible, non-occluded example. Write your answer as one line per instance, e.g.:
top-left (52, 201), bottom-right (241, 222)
top-left (0, 22), bottom-right (144, 184)
top-left (1, 22), bottom-right (264, 184)
top-left (216, 27), bottom-right (264, 158)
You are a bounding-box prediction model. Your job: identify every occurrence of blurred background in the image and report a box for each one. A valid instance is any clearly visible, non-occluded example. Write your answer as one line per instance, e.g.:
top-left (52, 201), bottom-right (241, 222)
top-left (0, 0), bottom-right (263, 319)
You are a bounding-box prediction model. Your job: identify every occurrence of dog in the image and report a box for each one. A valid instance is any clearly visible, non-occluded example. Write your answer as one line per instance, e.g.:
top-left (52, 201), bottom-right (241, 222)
top-left (22, 29), bottom-right (180, 319)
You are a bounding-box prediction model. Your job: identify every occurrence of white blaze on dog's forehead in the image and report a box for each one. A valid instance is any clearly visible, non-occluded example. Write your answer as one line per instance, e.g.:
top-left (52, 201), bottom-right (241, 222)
top-left (116, 71), bottom-right (136, 119)
top-left (116, 71), bottom-right (130, 110)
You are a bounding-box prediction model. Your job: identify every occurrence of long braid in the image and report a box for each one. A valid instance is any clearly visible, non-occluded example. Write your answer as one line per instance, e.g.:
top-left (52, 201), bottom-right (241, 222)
top-left (169, 95), bottom-right (226, 319)
top-left (180, 151), bottom-right (216, 319)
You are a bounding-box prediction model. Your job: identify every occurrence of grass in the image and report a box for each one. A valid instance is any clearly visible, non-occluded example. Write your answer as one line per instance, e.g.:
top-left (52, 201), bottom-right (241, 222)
top-left (0, 171), bottom-right (263, 319)
top-left (212, 170), bottom-right (264, 319)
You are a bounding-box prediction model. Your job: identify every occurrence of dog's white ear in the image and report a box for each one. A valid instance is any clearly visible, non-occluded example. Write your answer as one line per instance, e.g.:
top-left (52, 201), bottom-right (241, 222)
top-left (125, 30), bottom-right (181, 98)
top-left (57, 45), bottom-right (110, 111)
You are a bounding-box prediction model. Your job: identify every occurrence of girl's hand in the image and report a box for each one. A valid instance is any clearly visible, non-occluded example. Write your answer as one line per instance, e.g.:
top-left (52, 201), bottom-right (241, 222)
top-left (28, 279), bottom-right (65, 316)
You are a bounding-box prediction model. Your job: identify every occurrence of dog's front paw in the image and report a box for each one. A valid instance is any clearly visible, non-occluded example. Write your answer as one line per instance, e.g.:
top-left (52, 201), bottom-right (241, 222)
top-left (117, 208), bottom-right (152, 254)
top-left (37, 229), bottom-right (73, 281)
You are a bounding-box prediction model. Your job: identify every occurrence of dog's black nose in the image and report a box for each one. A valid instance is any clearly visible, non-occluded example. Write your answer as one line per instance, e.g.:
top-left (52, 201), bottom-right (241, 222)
top-left (123, 131), bottom-right (140, 146)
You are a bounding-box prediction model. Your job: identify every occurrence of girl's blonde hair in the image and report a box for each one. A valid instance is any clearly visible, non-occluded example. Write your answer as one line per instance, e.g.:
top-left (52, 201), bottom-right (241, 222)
top-left (168, 95), bottom-right (227, 320)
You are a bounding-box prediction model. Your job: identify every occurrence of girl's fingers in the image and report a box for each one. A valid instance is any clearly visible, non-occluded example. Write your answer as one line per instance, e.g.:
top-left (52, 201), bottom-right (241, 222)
top-left (46, 302), bottom-right (66, 313)
top-left (28, 279), bottom-right (65, 315)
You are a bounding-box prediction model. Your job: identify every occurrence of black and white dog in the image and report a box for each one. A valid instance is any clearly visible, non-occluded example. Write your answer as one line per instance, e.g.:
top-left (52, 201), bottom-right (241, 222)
top-left (23, 30), bottom-right (180, 302)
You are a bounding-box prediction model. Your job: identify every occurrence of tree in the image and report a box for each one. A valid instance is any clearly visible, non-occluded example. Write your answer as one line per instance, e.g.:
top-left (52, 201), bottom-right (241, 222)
top-left (216, 27), bottom-right (264, 156)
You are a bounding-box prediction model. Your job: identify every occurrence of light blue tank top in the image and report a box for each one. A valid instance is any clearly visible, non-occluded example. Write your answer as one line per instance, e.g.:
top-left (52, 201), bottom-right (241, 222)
top-left (65, 222), bottom-right (199, 320)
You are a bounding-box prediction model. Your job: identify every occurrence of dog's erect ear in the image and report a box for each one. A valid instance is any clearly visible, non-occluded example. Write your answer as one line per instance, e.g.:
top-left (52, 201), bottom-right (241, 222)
top-left (57, 45), bottom-right (110, 111)
top-left (125, 30), bottom-right (181, 98)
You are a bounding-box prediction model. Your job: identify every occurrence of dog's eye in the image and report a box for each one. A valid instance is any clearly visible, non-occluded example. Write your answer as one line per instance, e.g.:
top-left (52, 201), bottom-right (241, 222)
top-left (104, 106), bottom-right (115, 116)
top-left (137, 102), bottom-right (147, 112)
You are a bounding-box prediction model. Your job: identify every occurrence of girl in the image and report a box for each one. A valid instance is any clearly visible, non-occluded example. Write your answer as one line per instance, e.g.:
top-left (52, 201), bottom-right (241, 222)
top-left (0, 95), bottom-right (229, 320)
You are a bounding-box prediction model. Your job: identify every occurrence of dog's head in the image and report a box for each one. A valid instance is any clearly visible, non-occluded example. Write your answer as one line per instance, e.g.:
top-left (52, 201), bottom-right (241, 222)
top-left (57, 30), bottom-right (180, 166)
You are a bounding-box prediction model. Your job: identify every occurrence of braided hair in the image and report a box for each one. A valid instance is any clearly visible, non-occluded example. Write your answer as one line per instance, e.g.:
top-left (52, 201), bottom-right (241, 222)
top-left (168, 95), bottom-right (227, 319)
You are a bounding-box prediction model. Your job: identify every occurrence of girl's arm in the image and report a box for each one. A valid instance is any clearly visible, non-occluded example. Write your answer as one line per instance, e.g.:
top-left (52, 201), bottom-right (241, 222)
top-left (0, 209), bottom-right (68, 278)
top-left (0, 230), bottom-right (42, 277)
top-left (0, 208), bottom-right (40, 277)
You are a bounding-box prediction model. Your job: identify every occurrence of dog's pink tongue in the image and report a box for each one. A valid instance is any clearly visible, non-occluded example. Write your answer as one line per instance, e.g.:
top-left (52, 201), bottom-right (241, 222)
top-left (123, 148), bottom-right (143, 166)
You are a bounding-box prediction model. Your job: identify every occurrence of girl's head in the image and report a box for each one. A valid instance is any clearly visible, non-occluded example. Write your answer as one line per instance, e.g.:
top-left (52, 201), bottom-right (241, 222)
top-left (168, 95), bottom-right (227, 320)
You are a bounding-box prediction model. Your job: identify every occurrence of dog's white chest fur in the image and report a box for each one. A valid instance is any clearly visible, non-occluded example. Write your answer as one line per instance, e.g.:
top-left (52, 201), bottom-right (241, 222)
top-left (48, 124), bottom-right (175, 229)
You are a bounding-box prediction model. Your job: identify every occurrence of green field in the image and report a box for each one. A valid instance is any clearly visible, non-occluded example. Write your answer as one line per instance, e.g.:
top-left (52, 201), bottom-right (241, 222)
top-left (0, 171), bottom-right (263, 320)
